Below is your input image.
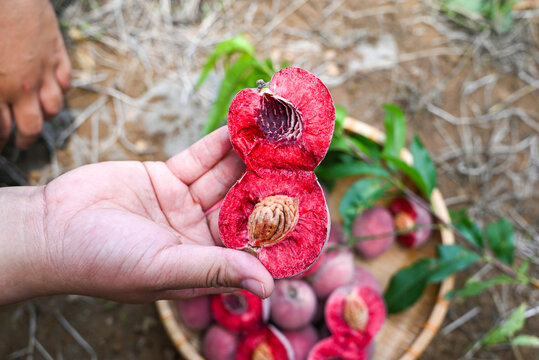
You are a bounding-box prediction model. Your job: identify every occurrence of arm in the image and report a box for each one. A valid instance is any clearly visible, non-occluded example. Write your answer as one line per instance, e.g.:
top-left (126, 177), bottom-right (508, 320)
top-left (0, 128), bottom-right (273, 305)
top-left (0, 186), bottom-right (48, 304)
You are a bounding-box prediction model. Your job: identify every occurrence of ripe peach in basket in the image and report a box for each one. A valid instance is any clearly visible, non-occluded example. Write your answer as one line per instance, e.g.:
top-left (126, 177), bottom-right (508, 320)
top-left (270, 279), bottom-right (318, 330)
top-left (282, 325), bottom-right (319, 360)
top-left (236, 325), bottom-right (294, 360)
top-left (211, 289), bottom-right (269, 333)
top-left (325, 285), bottom-right (386, 347)
top-left (176, 296), bottom-right (211, 331)
top-left (202, 325), bottom-right (238, 360)
top-left (352, 206), bottom-right (395, 258)
top-left (389, 197), bottom-right (433, 248)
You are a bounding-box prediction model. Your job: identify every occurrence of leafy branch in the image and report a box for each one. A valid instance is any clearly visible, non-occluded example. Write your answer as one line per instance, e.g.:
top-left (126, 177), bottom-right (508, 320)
top-left (195, 34), bottom-right (288, 135)
top-left (316, 105), bottom-right (537, 317)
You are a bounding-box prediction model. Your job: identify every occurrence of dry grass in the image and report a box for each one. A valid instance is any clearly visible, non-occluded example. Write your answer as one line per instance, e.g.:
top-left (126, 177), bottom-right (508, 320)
top-left (2, 0), bottom-right (537, 359)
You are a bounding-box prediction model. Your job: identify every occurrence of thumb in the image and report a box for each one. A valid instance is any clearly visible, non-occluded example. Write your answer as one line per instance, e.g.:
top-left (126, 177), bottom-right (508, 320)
top-left (155, 244), bottom-right (274, 299)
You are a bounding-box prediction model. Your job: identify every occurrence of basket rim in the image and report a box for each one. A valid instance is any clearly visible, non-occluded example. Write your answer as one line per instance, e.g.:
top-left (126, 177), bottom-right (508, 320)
top-left (156, 116), bottom-right (455, 360)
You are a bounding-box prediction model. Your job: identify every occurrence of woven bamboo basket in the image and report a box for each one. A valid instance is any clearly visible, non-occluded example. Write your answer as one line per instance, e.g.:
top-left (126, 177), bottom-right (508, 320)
top-left (156, 117), bottom-right (455, 360)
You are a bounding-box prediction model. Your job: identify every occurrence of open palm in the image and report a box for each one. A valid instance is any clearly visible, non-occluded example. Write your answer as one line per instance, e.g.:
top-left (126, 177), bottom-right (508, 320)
top-left (37, 127), bottom-right (272, 302)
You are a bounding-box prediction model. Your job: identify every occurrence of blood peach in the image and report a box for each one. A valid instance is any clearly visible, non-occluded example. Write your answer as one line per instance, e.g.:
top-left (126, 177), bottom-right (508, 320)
top-left (282, 326), bottom-right (319, 360)
top-left (176, 296), bottom-right (211, 331)
top-left (236, 326), bottom-right (294, 360)
top-left (270, 279), bottom-right (317, 330)
top-left (211, 289), bottom-right (269, 333)
top-left (325, 285), bottom-right (386, 347)
top-left (352, 206), bottom-right (395, 258)
top-left (307, 337), bottom-right (367, 360)
top-left (203, 325), bottom-right (239, 360)
top-left (219, 67), bottom-right (335, 279)
top-left (350, 266), bottom-right (382, 294)
top-left (310, 247), bottom-right (355, 299)
top-left (389, 197), bottom-right (433, 247)
top-left (227, 68), bottom-right (335, 171)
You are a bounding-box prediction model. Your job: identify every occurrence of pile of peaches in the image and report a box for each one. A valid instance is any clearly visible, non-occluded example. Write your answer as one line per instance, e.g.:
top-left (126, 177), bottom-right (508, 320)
top-left (177, 194), bottom-right (432, 360)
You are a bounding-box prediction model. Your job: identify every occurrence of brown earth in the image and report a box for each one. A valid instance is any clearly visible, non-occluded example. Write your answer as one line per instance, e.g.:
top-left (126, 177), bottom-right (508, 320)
top-left (1, 0), bottom-right (537, 359)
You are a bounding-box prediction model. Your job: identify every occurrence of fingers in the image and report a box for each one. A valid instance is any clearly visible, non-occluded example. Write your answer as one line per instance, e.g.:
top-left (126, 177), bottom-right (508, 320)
top-left (155, 244), bottom-right (274, 299)
top-left (157, 287), bottom-right (239, 300)
top-left (12, 94), bottom-right (43, 149)
top-left (39, 73), bottom-right (63, 116)
top-left (0, 104), bottom-right (12, 149)
top-left (189, 150), bottom-right (245, 211)
top-left (166, 126), bottom-right (233, 185)
top-left (55, 42), bottom-right (72, 92)
top-left (206, 209), bottom-right (224, 247)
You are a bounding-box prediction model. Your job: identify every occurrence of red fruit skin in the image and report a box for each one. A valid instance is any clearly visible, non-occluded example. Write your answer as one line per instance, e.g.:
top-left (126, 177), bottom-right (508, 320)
top-left (310, 247), bottom-right (355, 299)
top-left (212, 290), bottom-right (264, 333)
top-left (296, 221), bottom-right (344, 279)
top-left (350, 266), bottom-right (382, 294)
top-left (228, 67), bottom-right (335, 172)
top-left (307, 337), bottom-right (367, 360)
top-left (325, 286), bottom-right (386, 347)
top-left (270, 279), bottom-right (318, 330)
top-left (282, 326), bottom-right (319, 360)
top-left (203, 325), bottom-right (239, 360)
top-left (236, 326), bottom-right (294, 360)
top-left (176, 296), bottom-right (212, 331)
top-left (295, 254), bottom-right (323, 279)
top-left (328, 221), bottom-right (346, 245)
top-left (352, 206), bottom-right (395, 258)
top-left (219, 169), bottom-right (329, 279)
top-left (389, 197), bottom-right (432, 247)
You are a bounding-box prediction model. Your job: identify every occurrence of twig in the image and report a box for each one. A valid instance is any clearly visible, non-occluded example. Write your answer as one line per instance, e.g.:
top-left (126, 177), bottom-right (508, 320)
top-left (55, 311), bottom-right (98, 360)
top-left (56, 96), bottom-right (107, 147)
top-left (260, 0), bottom-right (309, 36)
top-left (441, 307), bottom-right (481, 336)
top-left (35, 340), bottom-right (54, 360)
top-left (26, 303), bottom-right (37, 360)
top-left (488, 79), bottom-right (539, 114)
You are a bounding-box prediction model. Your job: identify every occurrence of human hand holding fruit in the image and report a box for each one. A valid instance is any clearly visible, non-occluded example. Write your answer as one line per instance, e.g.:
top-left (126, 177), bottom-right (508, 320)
top-left (0, 0), bottom-right (71, 149)
top-left (0, 126), bottom-right (274, 305)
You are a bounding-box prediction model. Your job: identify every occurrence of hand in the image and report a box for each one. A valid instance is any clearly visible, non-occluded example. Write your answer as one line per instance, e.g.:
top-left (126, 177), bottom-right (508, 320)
top-left (0, 0), bottom-right (71, 149)
top-left (0, 127), bottom-right (273, 304)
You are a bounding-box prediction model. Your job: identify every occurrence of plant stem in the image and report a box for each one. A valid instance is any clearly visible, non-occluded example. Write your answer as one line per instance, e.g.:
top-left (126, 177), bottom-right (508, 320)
top-left (346, 223), bottom-right (440, 246)
top-left (392, 179), bottom-right (539, 287)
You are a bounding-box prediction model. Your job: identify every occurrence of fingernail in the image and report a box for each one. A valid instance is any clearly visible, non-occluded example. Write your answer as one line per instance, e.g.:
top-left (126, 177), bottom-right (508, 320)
top-left (240, 279), bottom-right (266, 298)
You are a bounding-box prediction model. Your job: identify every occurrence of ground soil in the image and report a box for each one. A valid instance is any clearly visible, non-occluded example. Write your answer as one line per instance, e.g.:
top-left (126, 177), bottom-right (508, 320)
top-left (1, 0), bottom-right (537, 359)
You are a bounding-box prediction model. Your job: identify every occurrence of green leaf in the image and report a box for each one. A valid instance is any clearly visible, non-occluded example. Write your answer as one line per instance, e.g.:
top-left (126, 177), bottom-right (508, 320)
top-left (328, 134), bottom-right (351, 152)
top-left (511, 335), bottom-right (539, 347)
top-left (483, 0), bottom-right (515, 34)
top-left (347, 133), bottom-right (382, 162)
top-left (428, 245), bottom-right (480, 283)
top-left (384, 258), bottom-right (437, 314)
top-left (339, 178), bottom-right (391, 234)
top-left (195, 35), bottom-right (255, 89)
top-left (450, 209), bottom-right (483, 248)
top-left (481, 304), bottom-right (526, 346)
top-left (410, 135), bottom-right (437, 197)
top-left (517, 258), bottom-right (531, 276)
top-left (442, 0), bottom-right (483, 16)
top-left (382, 154), bottom-right (430, 197)
top-left (335, 105), bottom-right (347, 134)
top-left (202, 55), bottom-right (257, 134)
top-left (382, 104), bottom-right (406, 159)
top-left (446, 274), bottom-right (515, 299)
top-left (316, 162), bottom-right (391, 181)
top-left (486, 218), bottom-right (515, 265)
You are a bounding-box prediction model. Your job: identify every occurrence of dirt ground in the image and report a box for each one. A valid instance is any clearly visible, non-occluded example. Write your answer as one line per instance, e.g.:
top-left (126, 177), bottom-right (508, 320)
top-left (1, 0), bottom-right (538, 359)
